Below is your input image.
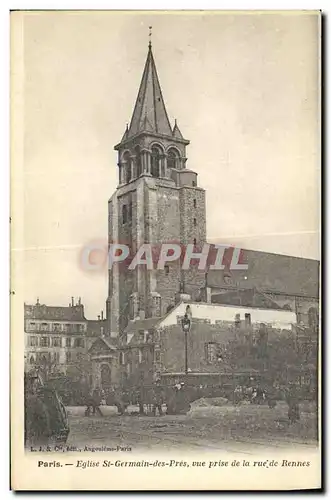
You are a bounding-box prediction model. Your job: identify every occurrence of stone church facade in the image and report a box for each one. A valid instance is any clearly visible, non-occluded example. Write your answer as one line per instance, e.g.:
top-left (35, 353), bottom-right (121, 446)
top-left (89, 40), bottom-right (319, 390)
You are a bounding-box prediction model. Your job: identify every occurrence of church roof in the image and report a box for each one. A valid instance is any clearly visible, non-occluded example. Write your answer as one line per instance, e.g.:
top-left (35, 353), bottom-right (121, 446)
top-left (125, 45), bottom-right (173, 139)
top-left (125, 317), bottom-right (161, 334)
top-left (207, 248), bottom-right (319, 299)
top-left (211, 288), bottom-right (283, 310)
top-left (88, 336), bottom-right (118, 354)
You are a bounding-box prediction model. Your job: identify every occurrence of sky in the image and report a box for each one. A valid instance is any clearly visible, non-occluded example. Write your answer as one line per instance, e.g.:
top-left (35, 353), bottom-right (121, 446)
top-left (18, 11), bottom-right (320, 318)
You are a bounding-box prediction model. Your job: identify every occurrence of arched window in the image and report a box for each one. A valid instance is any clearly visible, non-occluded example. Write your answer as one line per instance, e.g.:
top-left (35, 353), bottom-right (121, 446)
top-left (123, 152), bottom-right (132, 184)
top-left (167, 148), bottom-right (180, 170)
top-left (151, 146), bottom-right (162, 178)
top-left (29, 355), bottom-right (35, 365)
top-left (308, 307), bottom-right (318, 331)
top-left (135, 146), bottom-right (142, 177)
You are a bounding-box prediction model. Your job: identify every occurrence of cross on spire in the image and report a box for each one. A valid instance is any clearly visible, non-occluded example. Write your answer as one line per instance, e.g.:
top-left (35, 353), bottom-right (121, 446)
top-left (149, 26), bottom-right (152, 48)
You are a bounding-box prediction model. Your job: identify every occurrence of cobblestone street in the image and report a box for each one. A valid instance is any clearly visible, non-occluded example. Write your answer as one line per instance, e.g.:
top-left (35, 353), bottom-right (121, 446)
top-left (65, 402), bottom-right (318, 454)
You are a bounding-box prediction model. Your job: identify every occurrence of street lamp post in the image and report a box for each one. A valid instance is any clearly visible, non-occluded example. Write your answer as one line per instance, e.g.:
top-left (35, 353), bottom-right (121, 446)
top-left (181, 312), bottom-right (191, 375)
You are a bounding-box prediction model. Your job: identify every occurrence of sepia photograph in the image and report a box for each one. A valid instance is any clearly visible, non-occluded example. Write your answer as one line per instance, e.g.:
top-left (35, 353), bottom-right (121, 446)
top-left (11, 10), bottom-right (321, 490)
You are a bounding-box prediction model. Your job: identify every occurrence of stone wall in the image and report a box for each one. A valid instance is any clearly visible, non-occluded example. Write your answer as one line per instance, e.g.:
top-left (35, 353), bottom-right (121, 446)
top-left (117, 344), bottom-right (155, 387)
top-left (158, 322), bottom-right (234, 374)
top-left (154, 184), bottom-right (181, 314)
top-left (179, 186), bottom-right (207, 299)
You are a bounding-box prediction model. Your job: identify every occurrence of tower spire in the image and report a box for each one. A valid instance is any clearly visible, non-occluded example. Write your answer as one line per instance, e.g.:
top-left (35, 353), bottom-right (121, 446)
top-left (123, 40), bottom-right (173, 139)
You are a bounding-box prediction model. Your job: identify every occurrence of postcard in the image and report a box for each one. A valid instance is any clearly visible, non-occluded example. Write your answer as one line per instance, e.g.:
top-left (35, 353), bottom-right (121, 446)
top-left (10, 10), bottom-right (321, 491)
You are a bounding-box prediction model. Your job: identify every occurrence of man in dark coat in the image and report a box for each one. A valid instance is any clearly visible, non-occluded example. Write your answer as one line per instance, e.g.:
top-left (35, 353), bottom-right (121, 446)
top-left (113, 387), bottom-right (126, 415)
top-left (84, 388), bottom-right (94, 416)
top-left (286, 384), bottom-right (300, 424)
top-left (166, 383), bottom-right (190, 415)
top-left (91, 387), bottom-right (103, 416)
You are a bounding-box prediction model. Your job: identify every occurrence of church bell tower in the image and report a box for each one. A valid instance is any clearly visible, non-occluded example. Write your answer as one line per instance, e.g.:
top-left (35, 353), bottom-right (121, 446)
top-left (106, 39), bottom-right (206, 337)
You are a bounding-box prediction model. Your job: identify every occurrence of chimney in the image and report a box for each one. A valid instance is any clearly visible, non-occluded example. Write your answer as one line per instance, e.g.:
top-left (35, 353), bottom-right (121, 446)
top-left (78, 297), bottom-right (81, 305)
top-left (71, 297), bottom-right (74, 307)
top-left (97, 315), bottom-right (100, 321)
top-left (101, 310), bottom-right (104, 320)
top-left (36, 297), bottom-right (40, 306)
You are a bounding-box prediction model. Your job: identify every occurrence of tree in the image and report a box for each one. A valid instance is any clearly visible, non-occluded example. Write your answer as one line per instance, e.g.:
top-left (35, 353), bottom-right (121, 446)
top-left (224, 323), bottom-right (318, 388)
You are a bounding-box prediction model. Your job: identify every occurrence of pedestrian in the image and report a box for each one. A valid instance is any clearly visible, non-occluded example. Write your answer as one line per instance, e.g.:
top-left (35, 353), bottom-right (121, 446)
top-left (286, 384), bottom-right (300, 424)
top-left (122, 389), bottom-right (130, 414)
top-left (233, 385), bottom-right (242, 405)
top-left (152, 380), bottom-right (164, 416)
top-left (178, 382), bottom-right (191, 414)
top-left (84, 388), bottom-right (94, 417)
top-left (92, 387), bottom-right (103, 416)
top-left (165, 384), bottom-right (180, 415)
top-left (114, 387), bottom-right (125, 415)
top-left (137, 386), bottom-right (145, 415)
top-left (251, 387), bottom-right (257, 404)
top-left (168, 382), bottom-right (190, 414)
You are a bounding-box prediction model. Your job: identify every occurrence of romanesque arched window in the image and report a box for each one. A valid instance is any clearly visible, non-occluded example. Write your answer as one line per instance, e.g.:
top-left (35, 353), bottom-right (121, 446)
top-left (135, 146), bottom-right (142, 177)
top-left (151, 146), bottom-right (162, 178)
top-left (167, 147), bottom-right (180, 170)
top-left (123, 152), bottom-right (132, 184)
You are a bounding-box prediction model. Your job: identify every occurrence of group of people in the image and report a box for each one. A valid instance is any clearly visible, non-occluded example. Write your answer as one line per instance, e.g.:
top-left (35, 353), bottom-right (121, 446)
top-left (233, 385), bottom-right (270, 405)
top-left (83, 380), bottom-right (301, 424)
top-left (84, 387), bottom-right (104, 416)
top-left (233, 382), bottom-right (301, 423)
top-left (83, 381), bottom-right (191, 417)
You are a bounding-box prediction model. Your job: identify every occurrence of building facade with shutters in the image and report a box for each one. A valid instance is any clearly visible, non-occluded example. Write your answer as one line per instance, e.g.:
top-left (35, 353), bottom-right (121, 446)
top-left (24, 298), bottom-right (107, 379)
